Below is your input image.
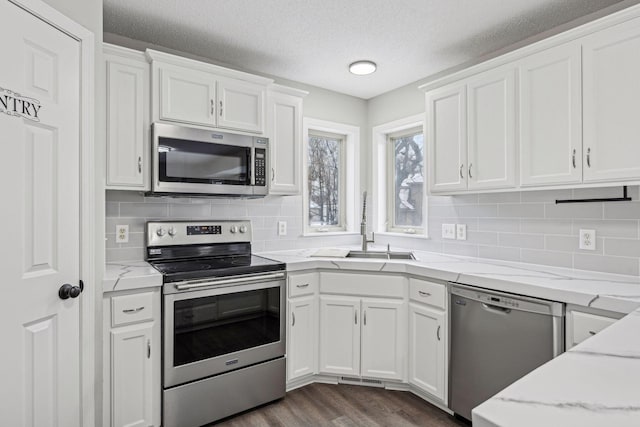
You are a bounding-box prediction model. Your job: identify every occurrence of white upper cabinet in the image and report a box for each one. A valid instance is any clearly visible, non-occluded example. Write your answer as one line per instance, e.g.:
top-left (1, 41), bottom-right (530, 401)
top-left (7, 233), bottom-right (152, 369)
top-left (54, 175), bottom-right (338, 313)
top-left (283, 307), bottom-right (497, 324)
top-left (583, 17), bottom-right (640, 183)
top-left (426, 84), bottom-right (467, 193)
top-left (104, 45), bottom-right (150, 190)
top-left (217, 78), bottom-right (265, 133)
top-left (159, 64), bottom-right (216, 127)
top-left (519, 43), bottom-right (582, 186)
top-left (467, 66), bottom-right (516, 190)
top-left (268, 85), bottom-right (306, 195)
top-left (148, 49), bottom-right (272, 134)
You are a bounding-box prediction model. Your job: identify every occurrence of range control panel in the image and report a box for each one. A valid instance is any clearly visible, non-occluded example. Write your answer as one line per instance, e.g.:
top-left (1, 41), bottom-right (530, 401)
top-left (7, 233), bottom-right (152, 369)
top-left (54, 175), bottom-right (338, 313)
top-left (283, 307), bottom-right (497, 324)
top-left (147, 220), bottom-right (252, 247)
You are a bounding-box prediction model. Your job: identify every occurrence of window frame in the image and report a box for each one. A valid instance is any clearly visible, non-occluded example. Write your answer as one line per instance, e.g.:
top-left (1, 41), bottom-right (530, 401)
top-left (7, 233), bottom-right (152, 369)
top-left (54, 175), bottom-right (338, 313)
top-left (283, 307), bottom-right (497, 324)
top-left (371, 114), bottom-right (428, 238)
top-left (303, 118), bottom-right (360, 236)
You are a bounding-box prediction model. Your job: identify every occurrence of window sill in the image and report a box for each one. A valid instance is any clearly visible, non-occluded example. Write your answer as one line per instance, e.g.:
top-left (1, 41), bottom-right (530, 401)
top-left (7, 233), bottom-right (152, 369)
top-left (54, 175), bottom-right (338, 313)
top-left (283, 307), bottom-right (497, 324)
top-left (302, 231), bottom-right (360, 237)
top-left (375, 231), bottom-right (430, 239)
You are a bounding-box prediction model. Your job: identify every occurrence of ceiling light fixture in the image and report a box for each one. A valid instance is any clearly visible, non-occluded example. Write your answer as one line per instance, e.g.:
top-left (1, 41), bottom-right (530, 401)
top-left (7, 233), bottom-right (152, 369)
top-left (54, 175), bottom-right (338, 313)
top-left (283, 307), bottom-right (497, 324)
top-left (349, 60), bottom-right (377, 75)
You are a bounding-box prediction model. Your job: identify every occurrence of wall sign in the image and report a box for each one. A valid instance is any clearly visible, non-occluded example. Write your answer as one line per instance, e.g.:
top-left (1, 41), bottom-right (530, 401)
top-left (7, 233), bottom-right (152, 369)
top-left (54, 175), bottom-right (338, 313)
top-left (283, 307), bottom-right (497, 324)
top-left (0, 87), bottom-right (42, 122)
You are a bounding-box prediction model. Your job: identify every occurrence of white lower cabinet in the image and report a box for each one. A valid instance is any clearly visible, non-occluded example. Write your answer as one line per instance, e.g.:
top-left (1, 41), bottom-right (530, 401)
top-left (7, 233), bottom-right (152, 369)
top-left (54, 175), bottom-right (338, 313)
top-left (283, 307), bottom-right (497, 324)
top-left (104, 288), bottom-right (161, 427)
top-left (408, 302), bottom-right (446, 401)
top-left (319, 295), bottom-right (406, 381)
top-left (566, 305), bottom-right (623, 349)
top-left (287, 295), bottom-right (318, 381)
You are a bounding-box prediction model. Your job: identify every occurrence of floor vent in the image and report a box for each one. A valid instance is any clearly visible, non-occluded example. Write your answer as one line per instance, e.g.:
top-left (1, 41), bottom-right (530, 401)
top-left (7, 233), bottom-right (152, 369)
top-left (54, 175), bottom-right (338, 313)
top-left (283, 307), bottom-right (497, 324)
top-left (339, 377), bottom-right (383, 387)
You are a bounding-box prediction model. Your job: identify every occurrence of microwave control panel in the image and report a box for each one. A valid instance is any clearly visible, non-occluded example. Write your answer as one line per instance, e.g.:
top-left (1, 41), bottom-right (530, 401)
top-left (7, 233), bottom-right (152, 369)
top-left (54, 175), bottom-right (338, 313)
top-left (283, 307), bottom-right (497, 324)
top-left (254, 147), bottom-right (267, 186)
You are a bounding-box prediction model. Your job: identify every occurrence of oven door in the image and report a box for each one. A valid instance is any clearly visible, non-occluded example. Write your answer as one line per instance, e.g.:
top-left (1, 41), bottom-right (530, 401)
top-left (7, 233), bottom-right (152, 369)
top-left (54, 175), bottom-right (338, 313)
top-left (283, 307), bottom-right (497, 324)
top-left (163, 276), bottom-right (285, 388)
top-left (152, 123), bottom-right (255, 196)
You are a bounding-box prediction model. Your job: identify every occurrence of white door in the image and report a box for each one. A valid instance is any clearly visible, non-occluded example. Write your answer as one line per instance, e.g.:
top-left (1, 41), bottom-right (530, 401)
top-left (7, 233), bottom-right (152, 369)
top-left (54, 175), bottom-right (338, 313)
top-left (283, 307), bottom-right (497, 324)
top-left (519, 43), bottom-right (582, 186)
top-left (217, 78), bottom-right (264, 133)
top-left (408, 303), bottom-right (445, 401)
top-left (159, 65), bottom-right (216, 127)
top-left (111, 323), bottom-right (153, 427)
top-left (426, 84), bottom-right (467, 193)
top-left (319, 296), bottom-right (360, 376)
top-left (466, 66), bottom-right (517, 190)
top-left (583, 17), bottom-right (640, 182)
top-left (287, 296), bottom-right (317, 381)
top-left (360, 299), bottom-right (405, 380)
top-left (0, 1), bottom-right (82, 425)
top-left (269, 91), bottom-right (303, 195)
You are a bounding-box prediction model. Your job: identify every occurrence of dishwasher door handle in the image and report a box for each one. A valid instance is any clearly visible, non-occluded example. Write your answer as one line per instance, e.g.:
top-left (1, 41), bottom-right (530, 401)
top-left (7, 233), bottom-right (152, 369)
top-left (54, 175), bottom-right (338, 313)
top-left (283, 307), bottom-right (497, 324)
top-left (481, 303), bottom-right (511, 315)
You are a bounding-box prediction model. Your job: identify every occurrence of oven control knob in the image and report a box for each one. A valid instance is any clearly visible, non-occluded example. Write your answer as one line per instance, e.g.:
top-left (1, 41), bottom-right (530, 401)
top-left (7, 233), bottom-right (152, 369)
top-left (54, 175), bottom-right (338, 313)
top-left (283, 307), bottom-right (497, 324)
top-left (156, 227), bottom-right (166, 237)
top-left (168, 227), bottom-right (177, 237)
top-left (230, 225), bottom-right (238, 234)
top-left (239, 225), bottom-right (247, 234)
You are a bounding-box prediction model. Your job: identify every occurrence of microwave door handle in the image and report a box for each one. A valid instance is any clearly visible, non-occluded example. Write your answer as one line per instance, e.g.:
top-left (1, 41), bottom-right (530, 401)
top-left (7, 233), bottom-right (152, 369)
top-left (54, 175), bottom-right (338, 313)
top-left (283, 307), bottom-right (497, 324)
top-left (249, 147), bottom-right (254, 186)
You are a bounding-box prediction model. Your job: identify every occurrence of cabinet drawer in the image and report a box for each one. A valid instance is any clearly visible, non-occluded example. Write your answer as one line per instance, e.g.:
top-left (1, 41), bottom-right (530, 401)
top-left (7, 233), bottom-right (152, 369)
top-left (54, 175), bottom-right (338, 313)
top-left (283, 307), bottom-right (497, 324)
top-left (112, 292), bottom-right (155, 327)
top-left (571, 311), bottom-right (617, 346)
top-left (409, 278), bottom-right (446, 309)
top-left (289, 272), bottom-right (318, 298)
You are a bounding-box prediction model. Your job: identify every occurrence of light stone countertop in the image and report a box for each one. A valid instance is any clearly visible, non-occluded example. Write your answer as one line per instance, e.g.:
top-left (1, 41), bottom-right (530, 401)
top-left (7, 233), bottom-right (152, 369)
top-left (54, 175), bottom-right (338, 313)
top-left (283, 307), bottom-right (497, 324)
top-left (103, 260), bottom-right (163, 293)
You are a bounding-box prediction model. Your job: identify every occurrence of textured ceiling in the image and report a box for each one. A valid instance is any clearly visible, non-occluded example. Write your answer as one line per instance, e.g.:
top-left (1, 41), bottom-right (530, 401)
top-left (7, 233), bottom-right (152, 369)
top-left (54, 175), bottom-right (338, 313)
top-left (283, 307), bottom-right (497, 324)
top-left (104, 0), bottom-right (631, 99)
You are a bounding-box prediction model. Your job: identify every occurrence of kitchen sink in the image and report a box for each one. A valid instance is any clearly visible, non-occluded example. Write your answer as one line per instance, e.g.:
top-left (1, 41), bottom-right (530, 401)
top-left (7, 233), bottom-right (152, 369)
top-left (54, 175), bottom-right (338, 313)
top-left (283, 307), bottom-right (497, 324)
top-left (346, 251), bottom-right (415, 260)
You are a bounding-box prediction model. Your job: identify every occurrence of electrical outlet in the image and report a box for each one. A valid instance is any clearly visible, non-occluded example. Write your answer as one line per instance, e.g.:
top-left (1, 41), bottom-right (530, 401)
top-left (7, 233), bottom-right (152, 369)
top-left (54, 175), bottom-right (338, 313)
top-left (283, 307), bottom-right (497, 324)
top-left (442, 223), bottom-right (456, 240)
top-left (278, 221), bottom-right (287, 236)
top-left (579, 229), bottom-right (596, 251)
top-left (116, 224), bottom-right (129, 243)
top-left (456, 224), bottom-right (467, 241)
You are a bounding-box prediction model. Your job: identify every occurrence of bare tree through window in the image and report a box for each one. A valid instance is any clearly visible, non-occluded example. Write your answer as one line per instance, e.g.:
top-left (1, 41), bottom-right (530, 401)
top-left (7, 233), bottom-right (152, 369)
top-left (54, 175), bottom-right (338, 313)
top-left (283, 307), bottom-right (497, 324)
top-left (308, 132), bottom-right (343, 228)
top-left (391, 132), bottom-right (424, 228)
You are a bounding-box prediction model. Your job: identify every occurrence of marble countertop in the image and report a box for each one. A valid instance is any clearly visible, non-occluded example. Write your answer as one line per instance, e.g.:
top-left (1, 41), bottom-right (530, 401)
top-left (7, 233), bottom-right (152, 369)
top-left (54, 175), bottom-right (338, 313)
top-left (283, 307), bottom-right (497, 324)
top-left (260, 246), bottom-right (640, 314)
top-left (472, 307), bottom-right (640, 427)
top-left (103, 261), bottom-right (163, 293)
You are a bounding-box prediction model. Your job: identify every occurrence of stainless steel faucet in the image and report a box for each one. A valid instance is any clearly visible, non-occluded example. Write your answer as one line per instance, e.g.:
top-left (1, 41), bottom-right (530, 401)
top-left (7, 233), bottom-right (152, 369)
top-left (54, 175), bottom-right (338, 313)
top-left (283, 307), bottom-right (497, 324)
top-left (361, 191), bottom-right (375, 251)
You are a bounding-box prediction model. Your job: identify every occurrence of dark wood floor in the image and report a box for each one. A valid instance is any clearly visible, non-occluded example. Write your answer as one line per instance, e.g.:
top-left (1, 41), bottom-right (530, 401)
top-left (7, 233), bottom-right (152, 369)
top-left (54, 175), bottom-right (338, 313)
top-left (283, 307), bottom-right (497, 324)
top-left (211, 383), bottom-right (468, 427)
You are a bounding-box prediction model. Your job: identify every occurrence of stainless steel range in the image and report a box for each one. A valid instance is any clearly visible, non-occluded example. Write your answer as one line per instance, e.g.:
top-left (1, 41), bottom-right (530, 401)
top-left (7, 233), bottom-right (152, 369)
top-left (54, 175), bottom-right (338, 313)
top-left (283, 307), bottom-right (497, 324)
top-left (146, 220), bottom-right (286, 427)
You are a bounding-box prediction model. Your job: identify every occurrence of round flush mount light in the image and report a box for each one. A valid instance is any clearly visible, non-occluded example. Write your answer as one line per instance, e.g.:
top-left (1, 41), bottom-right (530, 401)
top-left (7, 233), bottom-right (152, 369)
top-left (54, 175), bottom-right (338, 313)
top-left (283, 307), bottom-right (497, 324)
top-left (349, 60), bottom-right (377, 75)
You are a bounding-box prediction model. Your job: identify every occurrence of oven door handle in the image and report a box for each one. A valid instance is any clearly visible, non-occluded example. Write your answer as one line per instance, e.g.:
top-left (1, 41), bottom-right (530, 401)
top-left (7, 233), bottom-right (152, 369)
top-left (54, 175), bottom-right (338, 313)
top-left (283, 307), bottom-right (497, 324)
top-left (174, 272), bottom-right (286, 291)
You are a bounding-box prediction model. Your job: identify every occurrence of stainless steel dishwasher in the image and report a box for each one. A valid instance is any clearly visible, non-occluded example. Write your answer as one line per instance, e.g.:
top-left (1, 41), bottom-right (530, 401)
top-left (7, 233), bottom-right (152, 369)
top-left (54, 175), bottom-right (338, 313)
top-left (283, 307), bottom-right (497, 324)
top-left (449, 283), bottom-right (564, 421)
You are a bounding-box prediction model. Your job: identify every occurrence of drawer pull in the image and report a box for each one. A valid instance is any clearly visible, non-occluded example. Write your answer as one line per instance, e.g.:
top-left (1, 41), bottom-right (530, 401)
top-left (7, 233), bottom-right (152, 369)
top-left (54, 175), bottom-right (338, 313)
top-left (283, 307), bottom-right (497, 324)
top-left (418, 291), bottom-right (432, 297)
top-left (147, 340), bottom-right (151, 359)
top-left (296, 283), bottom-right (310, 288)
top-left (437, 325), bottom-right (441, 341)
top-left (123, 306), bottom-right (145, 314)
top-left (589, 330), bottom-right (597, 336)
top-left (292, 312), bottom-right (296, 327)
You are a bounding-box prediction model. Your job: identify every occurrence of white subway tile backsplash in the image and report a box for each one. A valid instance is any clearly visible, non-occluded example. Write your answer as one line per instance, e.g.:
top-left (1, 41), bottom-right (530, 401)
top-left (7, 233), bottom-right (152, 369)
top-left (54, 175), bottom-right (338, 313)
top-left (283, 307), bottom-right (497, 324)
top-left (478, 192), bottom-right (521, 204)
top-left (521, 219), bottom-right (572, 235)
top-left (604, 238), bottom-right (640, 257)
top-left (520, 189), bottom-right (571, 203)
top-left (498, 233), bottom-right (545, 249)
top-left (573, 253), bottom-right (640, 276)
top-left (478, 218), bottom-right (520, 232)
top-left (119, 203), bottom-right (168, 218)
top-left (571, 220), bottom-right (639, 238)
top-left (521, 249), bottom-right (573, 269)
top-left (604, 202), bottom-right (640, 220)
top-left (545, 202), bottom-right (604, 219)
top-left (498, 203), bottom-right (545, 218)
top-left (545, 235), bottom-right (603, 254)
top-left (168, 203), bottom-right (212, 218)
top-left (478, 245), bottom-right (521, 262)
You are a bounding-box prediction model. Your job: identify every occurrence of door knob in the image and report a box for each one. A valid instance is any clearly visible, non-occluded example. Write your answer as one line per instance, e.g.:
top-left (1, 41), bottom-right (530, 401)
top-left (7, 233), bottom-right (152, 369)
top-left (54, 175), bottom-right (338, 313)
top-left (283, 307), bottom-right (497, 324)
top-left (59, 280), bottom-right (84, 300)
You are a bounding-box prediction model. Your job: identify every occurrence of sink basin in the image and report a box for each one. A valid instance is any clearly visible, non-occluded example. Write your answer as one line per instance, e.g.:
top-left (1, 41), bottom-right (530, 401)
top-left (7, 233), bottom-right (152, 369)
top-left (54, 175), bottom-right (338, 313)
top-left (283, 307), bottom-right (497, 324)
top-left (346, 251), bottom-right (415, 260)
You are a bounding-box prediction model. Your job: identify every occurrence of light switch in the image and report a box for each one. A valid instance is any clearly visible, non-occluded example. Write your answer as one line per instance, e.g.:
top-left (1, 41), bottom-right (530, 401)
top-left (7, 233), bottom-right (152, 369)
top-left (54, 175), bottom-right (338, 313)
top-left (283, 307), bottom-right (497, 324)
top-left (442, 224), bottom-right (456, 240)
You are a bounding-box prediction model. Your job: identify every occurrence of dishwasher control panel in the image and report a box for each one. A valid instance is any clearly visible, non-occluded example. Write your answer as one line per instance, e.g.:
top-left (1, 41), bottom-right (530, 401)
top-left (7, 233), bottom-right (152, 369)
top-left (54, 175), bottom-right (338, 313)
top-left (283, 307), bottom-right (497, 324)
top-left (487, 295), bottom-right (519, 308)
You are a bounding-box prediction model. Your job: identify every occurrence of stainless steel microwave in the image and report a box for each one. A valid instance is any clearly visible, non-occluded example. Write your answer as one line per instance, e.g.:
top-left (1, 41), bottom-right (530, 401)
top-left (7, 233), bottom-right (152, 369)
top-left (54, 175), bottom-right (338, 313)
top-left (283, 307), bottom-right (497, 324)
top-left (150, 123), bottom-right (268, 197)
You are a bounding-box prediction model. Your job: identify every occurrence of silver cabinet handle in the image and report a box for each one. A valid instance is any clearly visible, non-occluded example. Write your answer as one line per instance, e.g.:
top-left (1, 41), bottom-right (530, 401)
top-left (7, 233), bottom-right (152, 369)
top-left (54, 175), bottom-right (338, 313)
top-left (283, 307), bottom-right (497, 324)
top-left (572, 149), bottom-right (576, 169)
top-left (468, 163), bottom-right (473, 179)
top-left (296, 283), bottom-right (309, 288)
top-left (355, 309), bottom-right (358, 325)
top-left (147, 340), bottom-right (151, 359)
top-left (292, 312), bottom-right (295, 327)
top-left (589, 330), bottom-right (596, 336)
top-left (219, 100), bottom-right (223, 117)
top-left (271, 168), bottom-right (275, 182)
top-left (210, 99), bottom-right (214, 115)
top-left (123, 306), bottom-right (145, 314)
top-left (418, 291), bottom-right (432, 297)
top-left (586, 148), bottom-right (591, 168)
top-left (437, 325), bottom-right (441, 341)
top-left (138, 156), bottom-right (142, 174)
top-left (364, 310), bottom-right (367, 326)
top-left (459, 164), bottom-right (464, 179)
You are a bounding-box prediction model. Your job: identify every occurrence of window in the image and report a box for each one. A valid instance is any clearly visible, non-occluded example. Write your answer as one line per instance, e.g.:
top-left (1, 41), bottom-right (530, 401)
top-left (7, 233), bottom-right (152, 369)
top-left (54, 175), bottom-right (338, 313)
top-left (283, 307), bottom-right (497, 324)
top-left (388, 127), bottom-right (424, 233)
top-left (307, 131), bottom-right (346, 231)
top-left (303, 118), bottom-right (360, 235)
top-left (371, 114), bottom-right (427, 237)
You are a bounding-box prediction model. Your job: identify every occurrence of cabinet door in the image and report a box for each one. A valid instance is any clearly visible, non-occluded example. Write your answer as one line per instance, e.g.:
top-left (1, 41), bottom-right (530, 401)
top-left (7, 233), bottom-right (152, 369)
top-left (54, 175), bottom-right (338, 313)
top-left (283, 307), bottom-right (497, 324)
top-left (319, 296), bottom-right (360, 376)
top-left (217, 78), bottom-right (264, 133)
top-left (111, 323), bottom-right (153, 427)
top-left (269, 91), bottom-right (303, 195)
top-left (467, 66), bottom-right (516, 190)
top-left (361, 299), bottom-right (405, 380)
top-left (426, 84), bottom-right (467, 193)
top-left (519, 43), bottom-right (582, 186)
top-left (287, 296), bottom-right (317, 381)
top-left (408, 303), bottom-right (445, 401)
top-left (567, 310), bottom-right (618, 349)
top-left (583, 17), bottom-right (640, 182)
top-left (105, 58), bottom-right (149, 189)
top-left (159, 65), bottom-right (216, 126)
